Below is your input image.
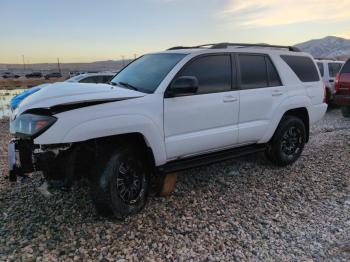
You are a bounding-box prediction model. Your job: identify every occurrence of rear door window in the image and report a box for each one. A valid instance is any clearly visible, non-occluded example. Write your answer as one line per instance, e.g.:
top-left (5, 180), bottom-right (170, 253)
top-left (238, 54), bottom-right (268, 89)
top-left (281, 55), bottom-right (319, 82)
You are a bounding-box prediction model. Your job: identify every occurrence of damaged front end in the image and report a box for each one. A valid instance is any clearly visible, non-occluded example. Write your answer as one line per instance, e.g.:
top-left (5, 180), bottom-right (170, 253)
top-left (8, 111), bottom-right (74, 182)
top-left (8, 138), bottom-right (73, 182)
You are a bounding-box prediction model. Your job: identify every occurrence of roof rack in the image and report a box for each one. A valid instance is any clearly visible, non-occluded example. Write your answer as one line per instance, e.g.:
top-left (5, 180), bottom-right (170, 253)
top-left (167, 43), bottom-right (301, 52)
top-left (314, 57), bottom-right (337, 61)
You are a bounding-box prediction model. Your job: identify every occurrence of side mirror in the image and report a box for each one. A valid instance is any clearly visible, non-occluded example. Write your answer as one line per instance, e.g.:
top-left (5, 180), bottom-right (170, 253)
top-left (166, 76), bottom-right (199, 97)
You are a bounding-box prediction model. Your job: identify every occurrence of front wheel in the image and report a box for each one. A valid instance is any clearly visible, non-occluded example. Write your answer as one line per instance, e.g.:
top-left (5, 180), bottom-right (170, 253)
top-left (265, 116), bottom-right (306, 166)
top-left (341, 106), bottom-right (350, 118)
top-left (90, 146), bottom-right (149, 219)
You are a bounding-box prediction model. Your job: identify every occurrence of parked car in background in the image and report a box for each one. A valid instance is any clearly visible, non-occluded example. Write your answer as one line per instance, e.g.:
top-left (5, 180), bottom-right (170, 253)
top-left (45, 72), bottom-right (62, 79)
top-left (25, 72), bottom-right (42, 78)
top-left (334, 58), bottom-right (350, 117)
top-left (65, 72), bottom-right (115, 84)
top-left (315, 59), bottom-right (345, 104)
top-left (2, 72), bottom-right (20, 79)
top-left (8, 43), bottom-right (327, 218)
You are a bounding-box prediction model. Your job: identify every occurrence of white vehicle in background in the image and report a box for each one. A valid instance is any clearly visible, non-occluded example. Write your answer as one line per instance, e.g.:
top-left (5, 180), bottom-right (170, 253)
top-left (10, 72), bottom-right (117, 110)
top-left (65, 72), bottom-right (117, 84)
top-left (8, 43), bottom-right (327, 218)
top-left (316, 59), bottom-right (345, 104)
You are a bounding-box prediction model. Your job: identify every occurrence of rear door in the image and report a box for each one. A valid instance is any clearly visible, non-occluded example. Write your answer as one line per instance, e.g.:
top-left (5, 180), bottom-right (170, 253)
top-left (237, 54), bottom-right (285, 144)
top-left (164, 54), bottom-right (239, 159)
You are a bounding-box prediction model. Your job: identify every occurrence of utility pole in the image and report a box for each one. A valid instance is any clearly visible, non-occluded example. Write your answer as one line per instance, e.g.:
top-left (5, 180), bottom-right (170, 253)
top-left (57, 58), bottom-right (61, 73)
top-left (121, 56), bottom-right (125, 68)
top-left (134, 54), bottom-right (137, 60)
top-left (22, 55), bottom-right (26, 72)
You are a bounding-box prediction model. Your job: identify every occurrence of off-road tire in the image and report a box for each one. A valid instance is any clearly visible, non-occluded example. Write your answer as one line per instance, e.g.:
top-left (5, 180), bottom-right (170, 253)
top-left (265, 116), bottom-right (306, 166)
top-left (90, 146), bottom-right (149, 219)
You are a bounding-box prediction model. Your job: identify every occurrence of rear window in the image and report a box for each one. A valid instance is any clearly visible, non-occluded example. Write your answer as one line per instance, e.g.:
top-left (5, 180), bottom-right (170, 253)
top-left (239, 55), bottom-right (268, 89)
top-left (238, 54), bottom-right (281, 89)
top-left (281, 55), bottom-right (319, 82)
top-left (317, 62), bottom-right (324, 77)
top-left (328, 63), bottom-right (343, 77)
top-left (341, 59), bottom-right (350, 73)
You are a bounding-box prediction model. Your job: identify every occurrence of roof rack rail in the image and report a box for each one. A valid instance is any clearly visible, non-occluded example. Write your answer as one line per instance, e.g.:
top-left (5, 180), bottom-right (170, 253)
top-left (167, 43), bottom-right (301, 52)
top-left (314, 57), bottom-right (337, 61)
top-left (167, 44), bottom-right (217, 50)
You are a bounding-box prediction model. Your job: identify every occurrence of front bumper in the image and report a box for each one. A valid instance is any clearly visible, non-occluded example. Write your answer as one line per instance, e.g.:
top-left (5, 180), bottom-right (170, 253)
top-left (7, 138), bottom-right (73, 181)
top-left (8, 139), bottom-right (35, 181)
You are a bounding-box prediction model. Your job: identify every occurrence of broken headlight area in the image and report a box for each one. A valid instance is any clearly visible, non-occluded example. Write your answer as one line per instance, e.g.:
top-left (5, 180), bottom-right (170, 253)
top-left (10, 113), bottom-right (56, 139)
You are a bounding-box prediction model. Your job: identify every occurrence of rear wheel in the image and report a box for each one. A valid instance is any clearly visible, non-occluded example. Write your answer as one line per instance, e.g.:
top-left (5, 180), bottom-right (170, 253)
top-left (341, 106), bottom-right (350, 118)
top-left (265, 116), bottom-right (306, 166)
top-left (90, 146), bottom-right (149, 219)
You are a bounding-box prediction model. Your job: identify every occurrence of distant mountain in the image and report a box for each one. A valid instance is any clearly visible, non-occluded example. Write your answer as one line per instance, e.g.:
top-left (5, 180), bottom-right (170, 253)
top-left (295, 36), bottom-right (350, 59)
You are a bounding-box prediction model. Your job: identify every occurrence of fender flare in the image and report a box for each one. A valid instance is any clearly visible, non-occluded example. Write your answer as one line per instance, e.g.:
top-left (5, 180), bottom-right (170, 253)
top-left (258, 95), bottom-right (312, 143)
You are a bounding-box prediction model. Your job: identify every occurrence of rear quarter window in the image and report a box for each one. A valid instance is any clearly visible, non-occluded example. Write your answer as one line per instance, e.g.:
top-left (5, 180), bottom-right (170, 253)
top-left (281, 55), bottom-right (319, 82)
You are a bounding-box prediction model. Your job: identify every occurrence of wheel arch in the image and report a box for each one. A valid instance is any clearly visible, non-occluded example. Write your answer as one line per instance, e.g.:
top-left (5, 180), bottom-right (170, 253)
top-left (283, 107), bottom-right (310, 142)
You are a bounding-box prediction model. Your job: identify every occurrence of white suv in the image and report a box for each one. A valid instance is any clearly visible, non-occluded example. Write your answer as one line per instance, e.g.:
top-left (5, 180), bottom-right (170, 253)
top-left (316, 59), bottom-right (345, 103)
top-left (8, 43), bottom-right (327, 218)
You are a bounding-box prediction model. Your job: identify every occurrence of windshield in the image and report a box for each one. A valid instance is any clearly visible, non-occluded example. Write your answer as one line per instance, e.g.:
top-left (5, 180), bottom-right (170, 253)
top-left (111, 53), bottom-right (186, 93)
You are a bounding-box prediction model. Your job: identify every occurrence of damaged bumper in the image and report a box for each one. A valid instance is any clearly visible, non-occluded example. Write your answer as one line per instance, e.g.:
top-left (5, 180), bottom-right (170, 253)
top-left (7, 138), bottom-right (72, 181)
top-left (8, 139), bottom-right (35, 181)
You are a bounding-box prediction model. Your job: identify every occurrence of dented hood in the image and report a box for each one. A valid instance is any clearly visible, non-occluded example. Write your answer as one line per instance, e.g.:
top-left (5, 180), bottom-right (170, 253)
top-left (14, 82), bottom-right (145, 116)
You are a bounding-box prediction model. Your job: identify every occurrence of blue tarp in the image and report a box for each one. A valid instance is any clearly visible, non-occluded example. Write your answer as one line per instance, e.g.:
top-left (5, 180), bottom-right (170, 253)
top-left (10, 86), bottom-right (42, 110)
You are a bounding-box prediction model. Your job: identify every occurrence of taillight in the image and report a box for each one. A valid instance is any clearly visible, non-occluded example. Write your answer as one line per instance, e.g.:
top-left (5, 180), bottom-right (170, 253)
top-left (334, 73), bottom-right (341, 93)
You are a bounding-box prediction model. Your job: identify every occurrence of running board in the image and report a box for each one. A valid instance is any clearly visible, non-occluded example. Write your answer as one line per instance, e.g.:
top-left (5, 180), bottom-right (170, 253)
top-left (158, 144), bottom-right (267, 174)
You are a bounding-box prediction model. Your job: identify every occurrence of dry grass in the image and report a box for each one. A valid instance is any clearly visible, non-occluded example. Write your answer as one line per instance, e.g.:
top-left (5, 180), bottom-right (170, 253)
top-left (0, 77), bottom-right (66, 90)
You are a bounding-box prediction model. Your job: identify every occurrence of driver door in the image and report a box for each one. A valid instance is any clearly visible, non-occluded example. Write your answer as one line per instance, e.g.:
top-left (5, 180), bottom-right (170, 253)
top-left (163, 54), bottom-right (240, 160)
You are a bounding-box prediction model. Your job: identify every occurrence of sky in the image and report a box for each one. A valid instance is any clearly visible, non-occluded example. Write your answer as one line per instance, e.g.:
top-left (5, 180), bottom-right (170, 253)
top-left (1, 0), bottom-right (350, 63)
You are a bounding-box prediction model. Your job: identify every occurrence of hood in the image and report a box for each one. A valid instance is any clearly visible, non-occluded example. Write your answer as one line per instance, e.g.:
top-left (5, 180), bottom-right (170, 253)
top-left (15, 82), bottom-right (145, 116)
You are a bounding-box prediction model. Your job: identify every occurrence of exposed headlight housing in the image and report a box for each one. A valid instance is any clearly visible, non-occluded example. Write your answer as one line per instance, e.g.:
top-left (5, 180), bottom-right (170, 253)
top-left (10, 113), bottom-right (57, 139)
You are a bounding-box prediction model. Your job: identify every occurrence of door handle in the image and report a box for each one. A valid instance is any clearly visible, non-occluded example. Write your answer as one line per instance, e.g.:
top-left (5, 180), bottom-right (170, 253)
top-left (223, 96), bottom-right (238, 102)
top-left (272, 91), bottom-right (283, 96)
top-left (329, 79), bottom-right (334, 83)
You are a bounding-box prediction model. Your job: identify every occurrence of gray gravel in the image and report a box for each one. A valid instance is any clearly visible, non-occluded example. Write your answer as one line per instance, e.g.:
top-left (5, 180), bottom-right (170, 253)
top-left (1, 108), bottom-right (350, 261)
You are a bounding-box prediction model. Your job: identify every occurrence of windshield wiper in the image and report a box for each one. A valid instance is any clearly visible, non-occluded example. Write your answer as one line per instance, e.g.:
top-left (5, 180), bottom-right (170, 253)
top-left (117, 81), bottom-right (139, 91)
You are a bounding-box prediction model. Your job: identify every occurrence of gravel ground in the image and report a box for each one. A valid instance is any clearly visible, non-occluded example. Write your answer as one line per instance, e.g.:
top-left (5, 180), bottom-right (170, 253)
top-left (0, 109), bottom-right (350, 261)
